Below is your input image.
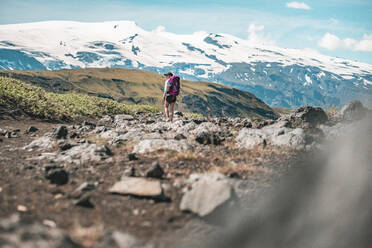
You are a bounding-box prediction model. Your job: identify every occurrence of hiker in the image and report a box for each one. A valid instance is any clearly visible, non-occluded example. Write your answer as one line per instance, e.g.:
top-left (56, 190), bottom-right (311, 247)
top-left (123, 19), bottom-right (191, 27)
top-left (162, 72), bottom-right (180, 122)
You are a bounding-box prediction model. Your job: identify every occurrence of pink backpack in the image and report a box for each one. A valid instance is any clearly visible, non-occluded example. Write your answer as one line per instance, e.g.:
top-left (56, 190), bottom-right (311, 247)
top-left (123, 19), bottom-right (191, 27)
top-left (168, 76), bottom-right (181, 96)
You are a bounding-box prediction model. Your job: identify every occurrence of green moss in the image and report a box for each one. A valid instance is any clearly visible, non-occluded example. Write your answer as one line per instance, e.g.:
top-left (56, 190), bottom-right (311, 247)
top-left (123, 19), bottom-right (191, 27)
top-left (0, 76), bottom-right (158, 121)
top-left (184, 112), bottom-right (204, 119)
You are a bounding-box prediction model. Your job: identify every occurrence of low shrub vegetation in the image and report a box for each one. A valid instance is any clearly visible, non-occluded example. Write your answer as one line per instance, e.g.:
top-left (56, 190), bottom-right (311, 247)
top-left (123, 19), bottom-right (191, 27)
top-left (0, 76), bottom-right (158, 121)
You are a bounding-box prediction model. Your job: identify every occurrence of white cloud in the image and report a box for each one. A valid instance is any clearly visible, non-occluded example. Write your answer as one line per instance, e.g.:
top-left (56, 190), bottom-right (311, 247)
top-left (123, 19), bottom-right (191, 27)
top-left (318, 33), bottom-right (342, 50)
top-left (286, 2), bottom-right (311, 10)
top-left (318, 33), bottom-right (372, 52)
top-left (354, 34), bottom-right (372, 52)
top-left (247, 24), bottom-right (276, 46)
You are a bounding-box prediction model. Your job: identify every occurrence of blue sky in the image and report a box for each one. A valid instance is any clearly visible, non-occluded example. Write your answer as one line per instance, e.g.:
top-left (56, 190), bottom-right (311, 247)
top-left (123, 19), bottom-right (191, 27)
top-left (1, 0), bottom-right (372, 64)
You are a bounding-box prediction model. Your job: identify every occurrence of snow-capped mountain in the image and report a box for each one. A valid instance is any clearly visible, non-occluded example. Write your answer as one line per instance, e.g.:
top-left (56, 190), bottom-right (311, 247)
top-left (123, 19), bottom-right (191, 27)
top-left (0, 21), bottom-right (371, 107)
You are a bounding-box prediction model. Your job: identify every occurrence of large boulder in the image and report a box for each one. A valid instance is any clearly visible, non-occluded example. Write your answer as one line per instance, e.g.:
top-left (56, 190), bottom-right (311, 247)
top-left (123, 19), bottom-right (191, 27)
top-left (51, 125), bottom-right (68, 139)
top-left (180, 173), bottom-right (233, 217)
top-left (236, 128), bottom-right (267, 149)
top-left (340, 100), bottom-right (367, 121)
top-left (287, 106), bottom-right (328, 128)
top-left (23, 136), bottom-right (55, 151)
top-left (236, 121), bottom-right (307, 149)
top-left (191, 122), bottom-right (223, 145)
top-left (132, 139), bottom-right (192, 154)
top-left (41, 143), bottom-right (113, 164)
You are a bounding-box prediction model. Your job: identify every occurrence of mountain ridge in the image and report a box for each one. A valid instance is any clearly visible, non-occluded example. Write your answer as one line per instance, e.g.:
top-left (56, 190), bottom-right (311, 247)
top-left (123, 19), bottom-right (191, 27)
top-left (0, 20), bottom-right (371, 108)
top-left (0, 68), bottom-right (278, 119)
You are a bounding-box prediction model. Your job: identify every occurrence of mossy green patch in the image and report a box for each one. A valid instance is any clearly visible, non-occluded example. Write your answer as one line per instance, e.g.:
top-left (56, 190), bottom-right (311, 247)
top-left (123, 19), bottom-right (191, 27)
top-left (0, 76), bottom-right (158, 121)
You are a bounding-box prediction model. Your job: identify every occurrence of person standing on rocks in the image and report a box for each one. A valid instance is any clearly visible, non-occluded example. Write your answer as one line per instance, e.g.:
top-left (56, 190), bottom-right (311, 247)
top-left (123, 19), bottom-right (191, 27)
top-left (162, 72), bottom-right (181, 122)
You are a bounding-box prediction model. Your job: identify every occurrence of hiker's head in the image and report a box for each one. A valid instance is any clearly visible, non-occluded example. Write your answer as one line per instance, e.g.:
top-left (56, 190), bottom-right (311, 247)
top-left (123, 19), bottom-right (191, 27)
top-left (164, 72), bottom-right (173, 79)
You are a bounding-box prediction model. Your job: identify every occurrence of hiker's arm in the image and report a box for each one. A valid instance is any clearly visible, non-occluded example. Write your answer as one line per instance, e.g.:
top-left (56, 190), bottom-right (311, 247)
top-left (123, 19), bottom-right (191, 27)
top-left (163, 81), bottom-right (170, 100)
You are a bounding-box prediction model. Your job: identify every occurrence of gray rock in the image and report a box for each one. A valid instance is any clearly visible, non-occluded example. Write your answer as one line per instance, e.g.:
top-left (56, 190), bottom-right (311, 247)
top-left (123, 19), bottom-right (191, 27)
top-left (98, 230), bottom-right (152, 248)
top-left (92, 126), bottom-right (109, 134)
top-left (54, 144), bottom-right (113, 164)
top-left (24, 136), bottom-right (55, 151)
top-left (71, 182), bottom-right (97, 198)
top-left (236, 128), bottom-right (267, 149)
top-left (269, 128), bottom-right (306, 147)
top-left (51, 125), bottom-right (68, 139)
top-left (97, 115), bottom-right (113, 126)
top-left (287, 106), bottom-right (328, 128)
top-left (180, 173), bottom-right (233, 217)
top-left (190, 122), bottom-right (223, 145)
top-left (340, 100), bottom-right (367, 121)
top-left (114, 114), bottom-right (134, 127)
top-left (100, 130), bottom-right (120, 139)
top-left (0, 214), bottom-right (81, 248)
top-left (109, 177), bottom-right (162, 197)
top-left (0, 128), bottom-right (7, 136)
top-left (132, 139), bottom-right (192, 154)
top-left (236, 122), bottom-right (307, 149)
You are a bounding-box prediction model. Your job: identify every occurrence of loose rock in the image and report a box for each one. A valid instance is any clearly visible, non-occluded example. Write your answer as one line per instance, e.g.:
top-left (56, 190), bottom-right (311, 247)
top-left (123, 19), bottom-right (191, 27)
top-left (132, 139), bottom-right (192, 154)
top-left (74, 194), bottom-right (94, 208)
top-left (45, 168), bottom-right (69, 185)
top-left (26, 126), bottom-right (38, 133)
top-left (145, 162), bottom-right (164, 179)
top-left (51, 125), bottom-right (68, 139)
top-left (109, 177), bottom-right (162, 197)
top-left (180, 173), bottom-right (233, 217)
top-left (97, 230), bottom-right (151, 248)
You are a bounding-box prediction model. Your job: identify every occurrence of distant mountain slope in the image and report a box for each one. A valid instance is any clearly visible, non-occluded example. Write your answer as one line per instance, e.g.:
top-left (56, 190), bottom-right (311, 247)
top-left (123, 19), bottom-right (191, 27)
top-left (0, 21), bottom-right (371, 107)
top-left (0, 68), bottom-right (278, 119)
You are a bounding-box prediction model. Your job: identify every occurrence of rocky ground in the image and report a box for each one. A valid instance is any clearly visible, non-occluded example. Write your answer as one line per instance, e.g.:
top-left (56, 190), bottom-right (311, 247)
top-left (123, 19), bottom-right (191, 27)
top-left (0, 100), bottom-right (369, 248)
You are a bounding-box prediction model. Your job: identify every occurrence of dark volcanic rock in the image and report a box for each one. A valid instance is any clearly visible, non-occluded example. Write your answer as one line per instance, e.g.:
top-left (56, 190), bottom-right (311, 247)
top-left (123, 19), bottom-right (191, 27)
top-left (45, 168), bottom-right (69, 185)
top-left (288, 106), bottom-right (328, 128)
top-left (26, 125), bottom-right (38, 133)
top-left (145, 162), bottom-right (164, 179)
top-left (195, 132), bottom-right (221, 145)
top-left (58, 141), bottom-right (74, 151)
top-left (51, 125), bottom-right (68, 139)
top-left (74, 194), bottom-right (94, 208)
top-left (128, 153), bottom-right (139, 161)
top-left (174, 133), bottom-right (186, 140)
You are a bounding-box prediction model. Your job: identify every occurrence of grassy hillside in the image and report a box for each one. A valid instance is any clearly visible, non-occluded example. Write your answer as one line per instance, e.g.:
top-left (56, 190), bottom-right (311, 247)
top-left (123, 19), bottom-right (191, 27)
top-left (0, 68), bottom-right (278, 119)
top-left (0, 76), bottom-right (157, 121)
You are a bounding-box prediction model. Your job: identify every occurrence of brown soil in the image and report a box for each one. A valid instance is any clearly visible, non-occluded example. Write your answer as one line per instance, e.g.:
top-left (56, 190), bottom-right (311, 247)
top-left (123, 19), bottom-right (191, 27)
top-left (0, 116), bottom-right (305, 247)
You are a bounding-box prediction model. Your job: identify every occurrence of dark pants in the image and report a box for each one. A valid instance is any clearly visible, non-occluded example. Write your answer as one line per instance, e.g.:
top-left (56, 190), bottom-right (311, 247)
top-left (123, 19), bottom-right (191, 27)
top-left (166, 95), bottom-right (177, 103)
